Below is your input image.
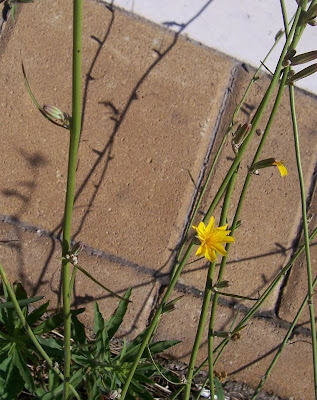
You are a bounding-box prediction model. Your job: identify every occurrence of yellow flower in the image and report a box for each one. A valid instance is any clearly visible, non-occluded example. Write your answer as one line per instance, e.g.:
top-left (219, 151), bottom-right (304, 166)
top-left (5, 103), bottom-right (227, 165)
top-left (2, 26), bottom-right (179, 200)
top-left (192, 216), bottom-right (235, 262)
top-left (272, 161), bottom-right (288, 177)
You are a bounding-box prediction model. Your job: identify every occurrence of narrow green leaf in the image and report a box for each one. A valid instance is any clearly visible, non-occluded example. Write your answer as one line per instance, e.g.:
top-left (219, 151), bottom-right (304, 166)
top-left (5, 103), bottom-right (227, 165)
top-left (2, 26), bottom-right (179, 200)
top-left (12, 348), bottom-right (36, 394)
top-left (105, 288), bottom-right (132, 341)
top-left (1, 354), bottom-right (24, 399)
top-left (40, 368), bottom-right (84, 400)
top-left (26, 300), bottom-right (49, 326)
top-left (215, 377), bottom-right (225, 400)
top-left (146, 340), bottom-right (181, 356)
top-left (93, 302), bottom-right (104, 335)
top-left (33, 308), bottom-right (84, 335)
top-left (0, 296), bottom-right (44, 310)
top-left (72, 313), bottom-right (86, 344)
top-left (48, 368), bottom-right (60, 393)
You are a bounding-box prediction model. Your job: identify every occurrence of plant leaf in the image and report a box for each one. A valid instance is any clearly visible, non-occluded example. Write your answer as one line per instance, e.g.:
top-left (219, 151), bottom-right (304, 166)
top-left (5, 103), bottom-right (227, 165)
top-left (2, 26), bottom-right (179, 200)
top-left (72, 313), bottom-right (86, 344)
top-left (146, 340), bottom-right (181, 356)
top-left (26, 300), bottom-right (49, 326)
top-left (0, 352), bottom-right (24, 399)
top-left (215, 377), bottom-right (225, 400)
top-left (105, 288), bottom-right (132, 341)
top-left (12, 348), bottom-right (36, 394)
top-left (93, 302), bottom-right (104, 335)
top-left (0, 295), bottom-right (44, 310)
top-left (33, 308), bottom-right (84, 335)
top-left (37, 337), bottom-right (64, 359)
top-left (40, 368), bottom-right (84, 400)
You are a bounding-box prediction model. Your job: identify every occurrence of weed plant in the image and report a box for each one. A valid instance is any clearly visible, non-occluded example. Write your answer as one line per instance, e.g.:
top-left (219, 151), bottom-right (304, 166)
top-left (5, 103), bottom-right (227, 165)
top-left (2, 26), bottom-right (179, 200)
top-left (0, 0), bottom-right (316, 399)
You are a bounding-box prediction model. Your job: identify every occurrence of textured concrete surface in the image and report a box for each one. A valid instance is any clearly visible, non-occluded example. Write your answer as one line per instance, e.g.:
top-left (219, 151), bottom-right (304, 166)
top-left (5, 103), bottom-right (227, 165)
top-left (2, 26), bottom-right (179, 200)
top-left (0, 220), bottom-right (157, 338)
top-left (180, 65), bottom-right (317, 311)
top-left (154, 293), bottom-right (314, 399)
top-left (0, 0), bottom-right (233, 273)
top-left (279, 184), bottom-right (317, 328)
top-left (0, 1), bottom-right (316, 399)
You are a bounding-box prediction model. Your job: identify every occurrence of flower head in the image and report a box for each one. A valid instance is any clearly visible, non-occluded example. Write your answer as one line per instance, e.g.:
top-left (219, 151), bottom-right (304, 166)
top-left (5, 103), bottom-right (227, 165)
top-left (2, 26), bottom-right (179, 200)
top-left (192, 216), bottom-right (235, 262)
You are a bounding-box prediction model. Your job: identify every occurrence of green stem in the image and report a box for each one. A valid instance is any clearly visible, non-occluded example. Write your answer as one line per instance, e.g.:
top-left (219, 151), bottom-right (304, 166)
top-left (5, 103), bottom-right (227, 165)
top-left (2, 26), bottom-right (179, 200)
top-left (208, 170), bottom-right (238, 400)
top-left (173, 131), bottom-right (230, 278)
top-left (280, 1), bottom-right (317, 394)
top-left (174, 28), bottom-right (282, 270)
top-left (288, 84), bottom-right (317, 397)
top-left (193, 227), bottom-right (317, 381)
top-left (183, 261), bottom-right (216, 399)
top-left (121, 7), bottom-right (302, 399)
top-left (203, 5), bottom-right (302, 225)
top-left (190, 66), bottom-right (288, 400)
top-left (251, 267), bottom-right (317, 398)
top-left (184, 170), bottom-right (238, 400)
top-left (120, 242), bottom-right (194, 399)
top-left (62, 1), bottom-right (83, 399)
top-left (0, 263), bottom-right (81, 400)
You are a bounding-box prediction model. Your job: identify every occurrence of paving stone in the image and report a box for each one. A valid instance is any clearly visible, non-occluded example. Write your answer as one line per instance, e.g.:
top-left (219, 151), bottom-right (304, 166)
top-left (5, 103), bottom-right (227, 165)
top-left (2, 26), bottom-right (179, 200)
top-left (154, 293), bottom-right (314, 400)
top-left (278, 184), bottom-right (317, 328)
top-left (0, 0), bottom-right (234, 275)
top-left (0, 221), bottom-right (158, 338)
top-left (179, 65), bottom-right (317, 311)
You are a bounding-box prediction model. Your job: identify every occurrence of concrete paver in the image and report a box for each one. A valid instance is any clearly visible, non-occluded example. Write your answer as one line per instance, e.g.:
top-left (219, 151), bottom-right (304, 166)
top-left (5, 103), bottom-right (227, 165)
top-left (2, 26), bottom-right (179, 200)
top-left (179, 65), bottom-right (317, 311)
top-left (154, 293), bottom-right (314, 400)
top-left (0, 220), bottom-right (157, 337)
top-left (0, 0), bottom-right (234, 274)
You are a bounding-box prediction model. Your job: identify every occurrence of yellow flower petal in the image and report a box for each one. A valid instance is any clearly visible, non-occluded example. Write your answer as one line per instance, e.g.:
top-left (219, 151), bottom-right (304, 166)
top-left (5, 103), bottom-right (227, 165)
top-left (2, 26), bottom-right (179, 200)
top-left (205, 216), bottom-right (215, 234)
top-left (273, 161), bottom-right (288, 177)
top-left (212, 242), bottom-right (227, 256)
top-left (192, 216), bottom-right (235, 262)
top-left (205, 247), bottom-right (217, 262)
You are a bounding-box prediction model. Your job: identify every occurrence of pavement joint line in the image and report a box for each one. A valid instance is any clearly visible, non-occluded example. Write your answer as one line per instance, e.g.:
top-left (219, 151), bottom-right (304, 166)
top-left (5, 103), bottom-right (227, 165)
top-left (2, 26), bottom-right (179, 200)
top-left (0, 208), bottom-right (310, 336)
top-left (142, 61), bottom-right (240, 325)
top-left (0, 214), bottom-right (170, 282)
top-left (0, 213), bottom-right (314, 340)
top-left (173, 282), bottom-right (314, 340)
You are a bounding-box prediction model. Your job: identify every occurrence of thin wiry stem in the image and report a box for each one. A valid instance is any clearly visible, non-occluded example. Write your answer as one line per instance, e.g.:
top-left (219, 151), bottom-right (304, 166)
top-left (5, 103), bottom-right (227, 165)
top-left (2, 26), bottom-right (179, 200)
top-left (62, 1), bottom-right (83, 398)
top-left (288, 85), bottom-right (317, 397)
top-left (191, 227), bottom-right (317, 383)
top-left (280, 0), bottom-right (317, 396)
top-left (208, 170), bottom-right (238, 400)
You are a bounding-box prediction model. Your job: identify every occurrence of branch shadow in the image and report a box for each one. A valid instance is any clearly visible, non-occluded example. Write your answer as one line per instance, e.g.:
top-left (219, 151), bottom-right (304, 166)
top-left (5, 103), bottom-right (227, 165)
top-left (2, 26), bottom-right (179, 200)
top-left (30, 0), bottom-right (217, 312)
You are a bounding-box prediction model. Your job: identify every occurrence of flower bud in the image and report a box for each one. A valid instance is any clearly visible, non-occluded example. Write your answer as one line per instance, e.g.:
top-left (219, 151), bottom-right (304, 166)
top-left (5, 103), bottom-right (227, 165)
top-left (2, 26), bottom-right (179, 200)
top-left (43, 105), bottom-right (71, 128)
top-left (249, 158), bottom-right (288, 177)
top-left (43, 105), bottom-right (64, 120)
top-left (299, 4), bottom-right (317, 25)
top-left (232, 123), bottom-right (251, 153)
top-left (290, 50), bottom-right (317, 65)
top-left (282, 49), bottom-right (296, 67)
top-left (71, 242), bottom-right (84, 256)
top-left (275, 29), bottom-right (284, 41)
top-left (287, 63), bottom-right (317, 84)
